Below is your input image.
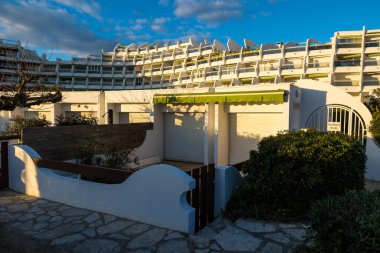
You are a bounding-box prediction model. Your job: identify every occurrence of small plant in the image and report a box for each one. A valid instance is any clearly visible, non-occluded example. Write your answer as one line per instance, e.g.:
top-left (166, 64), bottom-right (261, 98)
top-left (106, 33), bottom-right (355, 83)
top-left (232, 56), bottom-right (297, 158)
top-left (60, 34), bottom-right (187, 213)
top-left (225, 130), bottom-right (366, 221)
top-left (94, 148), bottom-right (138, 171)
top-left (56, 111), bottom-right (98, 126)
top-left (309, 190), bottom-right (380, 252)
top-left (2, 115), bottom-right (51, 138)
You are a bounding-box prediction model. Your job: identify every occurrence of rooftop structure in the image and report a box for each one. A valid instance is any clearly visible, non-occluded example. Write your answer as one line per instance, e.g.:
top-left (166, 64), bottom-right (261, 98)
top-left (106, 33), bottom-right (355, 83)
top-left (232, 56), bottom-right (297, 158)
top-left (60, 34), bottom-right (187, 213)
top-left (0, 26), bottom-right (380, 101)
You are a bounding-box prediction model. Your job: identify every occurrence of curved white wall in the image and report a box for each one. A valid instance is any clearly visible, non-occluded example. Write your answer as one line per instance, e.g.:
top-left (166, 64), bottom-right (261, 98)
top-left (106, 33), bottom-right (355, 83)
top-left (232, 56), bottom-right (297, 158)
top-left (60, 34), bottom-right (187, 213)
top-left (296, 80), bottom-right (380, 180)
top-left (8, 145), bottom-right (196, 233)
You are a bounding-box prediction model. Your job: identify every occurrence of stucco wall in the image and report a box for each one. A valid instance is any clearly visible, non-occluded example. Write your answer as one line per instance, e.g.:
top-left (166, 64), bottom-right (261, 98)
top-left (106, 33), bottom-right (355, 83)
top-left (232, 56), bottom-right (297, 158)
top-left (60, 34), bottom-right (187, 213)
top-left (8, 144), bottom-right (196, 233)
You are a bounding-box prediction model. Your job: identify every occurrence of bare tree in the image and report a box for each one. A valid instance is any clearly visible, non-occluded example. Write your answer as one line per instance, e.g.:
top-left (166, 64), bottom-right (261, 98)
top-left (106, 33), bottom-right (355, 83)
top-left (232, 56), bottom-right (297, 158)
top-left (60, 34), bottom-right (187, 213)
top-left (0, 44), bottom-right (62, 111)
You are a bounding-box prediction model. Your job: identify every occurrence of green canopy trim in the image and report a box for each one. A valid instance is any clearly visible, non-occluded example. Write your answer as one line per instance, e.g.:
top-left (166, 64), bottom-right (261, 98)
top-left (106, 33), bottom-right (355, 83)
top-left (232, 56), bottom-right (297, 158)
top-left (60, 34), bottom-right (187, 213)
top-left (153, 90), bottom-right (285, 104)
top-left (341, 54), bottom-right (362, 59)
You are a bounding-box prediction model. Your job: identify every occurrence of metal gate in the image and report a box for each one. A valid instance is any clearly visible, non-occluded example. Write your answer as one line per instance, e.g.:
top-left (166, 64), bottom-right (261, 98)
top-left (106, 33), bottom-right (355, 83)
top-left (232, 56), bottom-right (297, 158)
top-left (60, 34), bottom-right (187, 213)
top-left (305, 104), bottom-right (367, 145)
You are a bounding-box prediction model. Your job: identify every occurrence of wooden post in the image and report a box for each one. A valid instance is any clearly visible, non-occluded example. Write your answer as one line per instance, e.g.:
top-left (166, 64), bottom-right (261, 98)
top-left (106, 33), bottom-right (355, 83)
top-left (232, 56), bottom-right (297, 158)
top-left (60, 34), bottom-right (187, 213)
top-left (0, 141), bottom-right (9, 189)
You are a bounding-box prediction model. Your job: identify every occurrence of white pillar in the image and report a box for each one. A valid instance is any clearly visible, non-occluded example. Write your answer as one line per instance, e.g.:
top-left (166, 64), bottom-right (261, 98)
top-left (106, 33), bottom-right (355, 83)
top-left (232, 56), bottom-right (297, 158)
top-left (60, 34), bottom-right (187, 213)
top-left (214, 103), bottom-right (229, 166)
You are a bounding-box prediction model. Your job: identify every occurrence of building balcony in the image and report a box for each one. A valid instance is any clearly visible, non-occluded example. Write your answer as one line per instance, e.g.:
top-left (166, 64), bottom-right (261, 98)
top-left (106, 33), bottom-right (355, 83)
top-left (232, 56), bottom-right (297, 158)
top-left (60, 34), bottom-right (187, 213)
top-left (205, 71), bottom-right (220, 81)
top-left (281, 65), bottom-right (304, 75)
top-left (262, 49), bottom-right (282, 60)
top-left (336, 44), bottom-right (362, 54)
top-left (309, 44), bottom-right (332, 56)
top-left (363, 60), bottom-right (380, 72)
top-left (366, 41), bottom-right (380, 48)
top-left (284, 47), bottom-right (306, 58)
top-left (221, 69), bottom-right (237, 79)
top-left (363, 79), bottom-right (380, 86)
top-left (332, 80), bottom-right (360, 86)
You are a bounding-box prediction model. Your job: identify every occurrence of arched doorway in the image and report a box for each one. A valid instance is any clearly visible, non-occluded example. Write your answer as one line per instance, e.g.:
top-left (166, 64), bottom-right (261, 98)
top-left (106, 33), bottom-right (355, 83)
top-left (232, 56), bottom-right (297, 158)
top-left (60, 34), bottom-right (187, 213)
top-left (305, 104), bottom-right (367, 145)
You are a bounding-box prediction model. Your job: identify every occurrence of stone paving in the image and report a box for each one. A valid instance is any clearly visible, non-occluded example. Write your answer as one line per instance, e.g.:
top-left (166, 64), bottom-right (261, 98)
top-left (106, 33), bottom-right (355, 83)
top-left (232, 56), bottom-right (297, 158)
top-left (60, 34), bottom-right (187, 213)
top-left (0, 190), bottom-right (309, 252)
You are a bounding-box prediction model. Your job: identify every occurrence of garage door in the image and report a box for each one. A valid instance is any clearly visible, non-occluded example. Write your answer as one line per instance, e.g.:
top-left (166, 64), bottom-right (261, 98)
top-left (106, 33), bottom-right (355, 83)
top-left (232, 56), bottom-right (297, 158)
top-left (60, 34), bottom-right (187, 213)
top-left (229, 113), bottom-right (283, 165)
top-left (164, 112), bottom-right (205, 163)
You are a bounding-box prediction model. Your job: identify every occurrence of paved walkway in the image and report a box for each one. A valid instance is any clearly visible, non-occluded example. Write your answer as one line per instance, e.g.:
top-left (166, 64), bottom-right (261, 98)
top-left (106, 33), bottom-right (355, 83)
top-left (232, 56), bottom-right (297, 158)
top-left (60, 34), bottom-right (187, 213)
top-left (0, 190), bottom-right (309, 252)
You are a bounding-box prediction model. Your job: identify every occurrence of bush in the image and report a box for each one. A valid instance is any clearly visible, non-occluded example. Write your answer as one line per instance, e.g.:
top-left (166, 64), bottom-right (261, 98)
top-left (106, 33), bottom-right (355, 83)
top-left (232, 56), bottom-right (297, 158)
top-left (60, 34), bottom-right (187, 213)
top-left (4, 115), bottom-right (51, 137)
top-left (225, 130), bottom-right (366, 221)
top-left (369, 112), bottom-right (380, 144)
top-left (309, 190), bottom-right (380, 252)
top-left (56, 112), bottom-right (98, 126)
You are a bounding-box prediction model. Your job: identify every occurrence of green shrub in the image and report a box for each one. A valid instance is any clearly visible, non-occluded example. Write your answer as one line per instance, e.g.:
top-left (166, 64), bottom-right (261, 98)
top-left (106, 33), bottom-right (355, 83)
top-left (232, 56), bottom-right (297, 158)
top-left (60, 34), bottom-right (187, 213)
top-left (225, 130), bottom-right (366, 221)
top-left (4, 115), bottom-right (51, 137)
top-left (56, 112), bottom-right (98, 126)
top-left (309, 190), bottom-right (380, 252)
top-left (369, 112), bottom-right (380, 144)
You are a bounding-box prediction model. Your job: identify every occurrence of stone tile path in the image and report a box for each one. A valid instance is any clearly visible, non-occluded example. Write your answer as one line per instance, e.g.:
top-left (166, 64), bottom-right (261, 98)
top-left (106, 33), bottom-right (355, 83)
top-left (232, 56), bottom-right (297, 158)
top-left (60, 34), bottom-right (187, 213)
top-left (0, 190), bottom-right (309, 252)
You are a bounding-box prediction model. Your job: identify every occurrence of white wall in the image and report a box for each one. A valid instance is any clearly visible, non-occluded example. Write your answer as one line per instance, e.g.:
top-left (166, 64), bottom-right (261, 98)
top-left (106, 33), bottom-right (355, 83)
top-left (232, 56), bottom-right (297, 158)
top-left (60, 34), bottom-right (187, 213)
top-left (9, 144), bottom-right (196, 233)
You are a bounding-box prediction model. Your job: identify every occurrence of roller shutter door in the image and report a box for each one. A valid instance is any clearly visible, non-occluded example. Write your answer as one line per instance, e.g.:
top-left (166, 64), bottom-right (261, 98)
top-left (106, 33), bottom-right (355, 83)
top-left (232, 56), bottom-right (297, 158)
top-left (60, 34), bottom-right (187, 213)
top-left (229, 113), bottom-right (283, 165)
top-left (164, 112), bottom-right (204, 163)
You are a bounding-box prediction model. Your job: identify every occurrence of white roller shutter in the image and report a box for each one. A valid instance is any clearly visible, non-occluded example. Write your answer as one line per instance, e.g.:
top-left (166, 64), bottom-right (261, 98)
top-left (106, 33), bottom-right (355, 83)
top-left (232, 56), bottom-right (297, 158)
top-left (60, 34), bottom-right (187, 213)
top-left (164, 112), bottom-right (204, 163)
top-left (229, 113), bottom-right (283, 165)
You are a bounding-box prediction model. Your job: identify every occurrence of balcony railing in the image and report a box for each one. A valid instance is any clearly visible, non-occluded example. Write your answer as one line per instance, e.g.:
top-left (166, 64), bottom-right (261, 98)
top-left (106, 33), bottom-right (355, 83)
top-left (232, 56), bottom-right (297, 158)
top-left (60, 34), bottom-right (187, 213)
top-left (181, 76), bottom-right (191, 80)
top-left (102, 70), bottom-right (112, 74)
top-left (73, 81), bottom-right (86, 85)
top-left (73, 57), bottom-right (87, 62)
top-left (243, 50), bottom-right (260, 57)
top-left (152, 67), bottom-right (161, 72)
top-left (151, 81), bottom-right (161, 85)
top-left (186, 62), bottom-right (196, 67)
top-left (285, 46), bottom-right (305, 53)
top-left (163, 66), bottom-right (172, 71)
top-left (221, 69), bottom-right (237, 75)
top-left (211, 56), bottom-right (223, 62)
top-left (188, 48), bottom-right (199, 53)
top-left (113, 70), bottom-right (123, 74)
top-left (225, 53), bottom-right (240, 60)
top-left (363, 80), bottom-right (380, 86)
top-left (366, 41), bottom-right (380, 47)
top-left (336, 42), bottom-right (362, 49)
top-left (365, 59), bottom-right (380, 66)
top-left (263, 48), bottom-right (281, 55)
top-left (59, 69), bottom-right (72, 73)
top-left (335, 60), bottom-right (361, 67)
top-left (73, 69), bottom-right (86, 73)
top-left (238, 67), bottom-right (255, 73)
top-left (260, 65), bottom-right (279, 71)
top-left (174, 65), bottom-right (182, 69)
top-left (206, 71), bottom-right (219, 77)
top-left (197, 59), bottom-right (208, 65)
top-left (281, 63), bottom-right (303, 69)
top-left (333, 80), bottom-right (360, 86)
top-left (309, 44), bottom-right (332, 50)
top-left (102, 82), bottom-right (113, 86)
top-left (88, 70), bottom-right (101, 74)
top-left (307, 62), bottom-right (330, 68)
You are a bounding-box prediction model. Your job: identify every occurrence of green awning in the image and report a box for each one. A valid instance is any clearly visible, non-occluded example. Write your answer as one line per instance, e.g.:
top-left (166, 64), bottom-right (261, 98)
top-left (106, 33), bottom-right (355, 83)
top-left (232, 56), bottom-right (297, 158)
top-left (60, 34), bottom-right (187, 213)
top-left (341, 54), bottom-right (361, 59)
top-left (153, 90), bottom-right (285, 104)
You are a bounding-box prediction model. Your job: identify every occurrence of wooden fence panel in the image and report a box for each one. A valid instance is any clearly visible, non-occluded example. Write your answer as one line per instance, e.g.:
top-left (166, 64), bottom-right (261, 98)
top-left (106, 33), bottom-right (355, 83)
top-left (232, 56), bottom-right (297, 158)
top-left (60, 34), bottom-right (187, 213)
top-left (22, 123), bottom-right (153, 161)
top-left (186, 164), bottom-right (215, 232)
top-left (0, 141), bottom-right (9, 189)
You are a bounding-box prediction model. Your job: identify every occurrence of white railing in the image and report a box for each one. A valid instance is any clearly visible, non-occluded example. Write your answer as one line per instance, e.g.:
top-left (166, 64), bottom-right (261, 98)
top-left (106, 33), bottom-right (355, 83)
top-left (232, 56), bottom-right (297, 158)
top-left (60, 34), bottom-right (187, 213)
top-left (365, 59), bottom-right (380, 66)
top-left (238, 67), bottom-right (255, 73)
top-left (221, 69), bottom-right (237, 75)
top-left (333, 80), bottom-right (360, 86)
top-left (307, 62), bottom-right (330, 68)
top-left (281, 63), bottom-right (303, 69)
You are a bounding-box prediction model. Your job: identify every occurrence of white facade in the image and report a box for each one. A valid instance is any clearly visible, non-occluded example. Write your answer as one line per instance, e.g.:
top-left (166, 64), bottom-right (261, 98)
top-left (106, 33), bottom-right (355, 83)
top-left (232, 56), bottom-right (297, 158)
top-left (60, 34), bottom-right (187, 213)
top-left (1, 27), bottom-right (380, 101)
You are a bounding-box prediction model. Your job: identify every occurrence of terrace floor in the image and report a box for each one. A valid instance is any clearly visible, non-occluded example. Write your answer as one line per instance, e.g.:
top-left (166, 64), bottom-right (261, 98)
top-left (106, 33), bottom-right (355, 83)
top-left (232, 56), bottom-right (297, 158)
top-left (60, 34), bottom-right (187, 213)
top-left (0, 190), bottom-right (309, 253)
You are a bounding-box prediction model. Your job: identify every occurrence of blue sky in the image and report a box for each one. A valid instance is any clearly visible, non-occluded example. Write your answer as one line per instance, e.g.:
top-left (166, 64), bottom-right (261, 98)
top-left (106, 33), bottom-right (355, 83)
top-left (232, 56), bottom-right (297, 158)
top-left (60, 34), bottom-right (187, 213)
top-left (0, 0), bottom-right (379, 59)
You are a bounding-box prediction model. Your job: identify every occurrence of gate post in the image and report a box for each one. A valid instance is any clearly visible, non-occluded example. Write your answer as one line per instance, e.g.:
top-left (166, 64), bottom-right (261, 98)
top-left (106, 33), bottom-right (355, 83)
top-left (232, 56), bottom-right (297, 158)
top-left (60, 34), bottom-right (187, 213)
top-left (0, 141), bottom-right (9, 189)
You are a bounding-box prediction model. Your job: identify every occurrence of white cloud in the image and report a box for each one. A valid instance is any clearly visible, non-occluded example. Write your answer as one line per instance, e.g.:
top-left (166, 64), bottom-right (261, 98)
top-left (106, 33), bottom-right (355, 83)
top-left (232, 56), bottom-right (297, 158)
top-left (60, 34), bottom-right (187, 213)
top-left (151, 17), bottom-right (171, 34)
top-left (174, 0), bottom-right (243, 27)
top-left (0, 1), bottom-right (116, 56)
top-left (53, 0), bottom-right (102, 20)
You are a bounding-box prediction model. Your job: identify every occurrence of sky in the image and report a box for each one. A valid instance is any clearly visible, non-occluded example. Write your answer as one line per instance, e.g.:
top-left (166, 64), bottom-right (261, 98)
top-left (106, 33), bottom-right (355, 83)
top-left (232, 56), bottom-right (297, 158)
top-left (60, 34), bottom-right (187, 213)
top-left (0, 0), bottom-right (379, 60)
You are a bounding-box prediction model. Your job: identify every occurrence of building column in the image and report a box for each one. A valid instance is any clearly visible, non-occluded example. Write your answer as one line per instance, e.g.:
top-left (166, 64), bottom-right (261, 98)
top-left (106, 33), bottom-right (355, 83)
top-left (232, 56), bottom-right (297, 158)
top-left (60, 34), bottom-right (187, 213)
top-left (204, 103), bottom-right (215, 165)
top-left (214, 103), bottom-right (229, 166)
